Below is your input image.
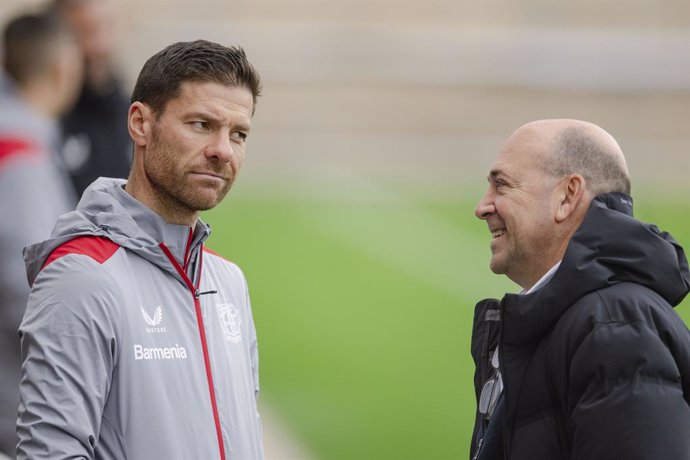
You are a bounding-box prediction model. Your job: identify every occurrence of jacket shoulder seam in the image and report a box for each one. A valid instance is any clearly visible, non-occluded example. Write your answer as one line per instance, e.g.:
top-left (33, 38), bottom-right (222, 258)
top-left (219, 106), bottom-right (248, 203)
top-left (42, 236), bottom-right (121, 271)
top-left (202, 246), bottom-right (235, 264)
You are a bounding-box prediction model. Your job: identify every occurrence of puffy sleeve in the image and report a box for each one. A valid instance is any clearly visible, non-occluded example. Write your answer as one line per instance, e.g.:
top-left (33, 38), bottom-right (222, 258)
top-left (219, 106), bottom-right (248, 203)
top-left (566, 300), bottom-right (690, 460)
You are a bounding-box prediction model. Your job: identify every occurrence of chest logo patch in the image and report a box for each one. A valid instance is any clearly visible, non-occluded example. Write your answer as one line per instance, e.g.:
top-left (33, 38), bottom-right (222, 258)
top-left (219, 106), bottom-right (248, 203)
top-left (216, 303), bottom-right (242, 343)
top-left (141, 306), bottom-right (167, 333)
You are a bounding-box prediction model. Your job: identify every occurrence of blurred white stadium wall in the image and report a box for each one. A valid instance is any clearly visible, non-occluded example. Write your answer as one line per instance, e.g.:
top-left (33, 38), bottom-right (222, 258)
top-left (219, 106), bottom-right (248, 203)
top-left (3, 0), bottom-right (688, 192)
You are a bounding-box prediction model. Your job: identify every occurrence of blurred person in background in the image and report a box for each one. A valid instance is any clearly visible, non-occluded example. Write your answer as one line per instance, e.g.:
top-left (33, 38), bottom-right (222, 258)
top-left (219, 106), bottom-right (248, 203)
top-left (470, 119), bottom-right (690, 459)
top-left (0, 9), bottom-right (81, 457)
top-left (17, 40), bottom-right (263, 459)
top-left (52, 0), bottom-right (132, 198)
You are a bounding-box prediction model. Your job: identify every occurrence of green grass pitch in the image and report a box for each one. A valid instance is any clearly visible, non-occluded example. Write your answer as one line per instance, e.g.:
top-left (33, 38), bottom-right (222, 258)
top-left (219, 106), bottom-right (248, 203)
top-left (203, 183), bottom-right (689, 460)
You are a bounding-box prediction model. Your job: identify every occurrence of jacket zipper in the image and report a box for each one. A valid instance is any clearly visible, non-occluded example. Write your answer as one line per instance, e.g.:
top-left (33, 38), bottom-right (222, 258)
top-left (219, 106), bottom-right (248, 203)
top-left (160, 242), bottom-right (227, 460)
top-left (183, 228), bottom-right (194, 272)
top-left (474, 302), bottom-right (500, 456)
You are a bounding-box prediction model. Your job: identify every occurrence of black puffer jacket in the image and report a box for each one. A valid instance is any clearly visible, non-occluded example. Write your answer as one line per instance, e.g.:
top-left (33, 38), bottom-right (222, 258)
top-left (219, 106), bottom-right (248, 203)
top-left (470, 193), bottom-right (690, 460)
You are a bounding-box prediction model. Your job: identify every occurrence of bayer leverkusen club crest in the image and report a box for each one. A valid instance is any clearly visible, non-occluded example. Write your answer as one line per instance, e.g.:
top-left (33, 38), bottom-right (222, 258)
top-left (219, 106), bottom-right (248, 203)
top-left (216, 303), bottom-right (242, 343)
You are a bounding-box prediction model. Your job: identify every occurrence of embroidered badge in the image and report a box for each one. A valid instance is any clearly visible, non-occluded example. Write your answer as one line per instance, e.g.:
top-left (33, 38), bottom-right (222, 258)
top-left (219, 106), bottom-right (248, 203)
top-left (216, 303), bottom-right (242, 343)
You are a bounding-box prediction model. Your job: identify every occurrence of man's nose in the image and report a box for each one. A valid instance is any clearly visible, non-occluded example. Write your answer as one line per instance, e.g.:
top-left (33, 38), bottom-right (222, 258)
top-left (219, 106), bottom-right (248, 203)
top-left (206, 132), bottom-right (234, 164)
top-left (475, 191), bottom-right (495, 220)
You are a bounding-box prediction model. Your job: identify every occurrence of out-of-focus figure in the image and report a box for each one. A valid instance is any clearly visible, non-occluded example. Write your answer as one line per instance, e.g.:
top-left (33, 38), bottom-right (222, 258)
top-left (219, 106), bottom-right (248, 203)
top-left (52, 0), bottom-right (132, 198)
top-left (0, 10), bottom-right (81, 456)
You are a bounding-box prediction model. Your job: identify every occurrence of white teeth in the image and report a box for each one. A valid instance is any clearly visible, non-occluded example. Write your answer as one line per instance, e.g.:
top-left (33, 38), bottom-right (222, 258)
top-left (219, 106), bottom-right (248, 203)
top-left (491, 229), bottom-right (506, 238)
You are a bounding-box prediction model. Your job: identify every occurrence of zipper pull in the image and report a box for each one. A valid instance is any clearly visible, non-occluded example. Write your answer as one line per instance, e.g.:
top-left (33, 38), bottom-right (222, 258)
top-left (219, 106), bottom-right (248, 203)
top-left (194, 289), bottom-right (218, 298)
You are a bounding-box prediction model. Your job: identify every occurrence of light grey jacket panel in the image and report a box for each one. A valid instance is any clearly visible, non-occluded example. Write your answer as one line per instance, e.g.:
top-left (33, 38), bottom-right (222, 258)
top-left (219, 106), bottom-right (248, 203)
top-left (18, 178), bottom-right (263, 459)
top-left (0, 81), bottom-right (75, 456)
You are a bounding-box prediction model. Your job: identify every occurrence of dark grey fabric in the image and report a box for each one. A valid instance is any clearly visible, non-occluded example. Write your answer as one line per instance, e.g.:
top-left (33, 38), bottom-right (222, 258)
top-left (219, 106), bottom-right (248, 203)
top-left (475, 395), bottom-right (505, 460)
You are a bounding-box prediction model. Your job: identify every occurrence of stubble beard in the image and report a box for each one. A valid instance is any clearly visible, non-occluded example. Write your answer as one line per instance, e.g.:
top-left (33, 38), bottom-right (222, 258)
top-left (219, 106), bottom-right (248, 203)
top-left (146, 127), bottom-right (235, 216)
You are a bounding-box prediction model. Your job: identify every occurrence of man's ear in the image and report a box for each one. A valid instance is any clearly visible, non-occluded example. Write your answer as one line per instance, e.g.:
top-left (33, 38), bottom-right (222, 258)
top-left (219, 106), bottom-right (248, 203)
top-left (128, 102), bottom-right (152, 147)
top-left (555, 174), bottom-right (586, 223)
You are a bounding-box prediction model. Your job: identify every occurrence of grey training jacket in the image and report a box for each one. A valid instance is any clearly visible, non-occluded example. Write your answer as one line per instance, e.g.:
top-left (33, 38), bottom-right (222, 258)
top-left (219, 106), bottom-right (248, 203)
top-left (17, 178), bottom-right (263, 459)
top-left (0, 78), bottom-right (76, 456)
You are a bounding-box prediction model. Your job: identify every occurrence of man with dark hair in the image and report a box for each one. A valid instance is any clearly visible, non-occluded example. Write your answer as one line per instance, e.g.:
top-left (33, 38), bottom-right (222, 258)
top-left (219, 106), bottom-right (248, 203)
top-left (0, 10), bottom-right (80, 456)
top-left (53, 0), bottom-right (133, 198)
top-left (130, 40), bottom-right (261, 114)
top-left (17, 40), bottom-right (263, 459)
top-left (470, 119), bottom-right (690, 459)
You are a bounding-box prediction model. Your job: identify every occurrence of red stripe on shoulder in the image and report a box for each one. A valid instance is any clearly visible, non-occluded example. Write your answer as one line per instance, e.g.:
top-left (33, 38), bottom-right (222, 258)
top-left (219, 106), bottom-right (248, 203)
top-left (43, 236), bottom-right (121, 270)
top-left (202, 246), bottom-right (234, 264)
top-left (0, 137), bottom-right (41, 169)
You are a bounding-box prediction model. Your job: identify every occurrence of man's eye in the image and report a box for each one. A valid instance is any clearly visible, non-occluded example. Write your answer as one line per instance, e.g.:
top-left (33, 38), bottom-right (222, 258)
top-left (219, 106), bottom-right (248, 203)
top-left (494, 180), bottom-right (509, 192)
top-left (191, 121), bottom-right (209, 130)
top-left (231, 131), bottom-right (248, 141)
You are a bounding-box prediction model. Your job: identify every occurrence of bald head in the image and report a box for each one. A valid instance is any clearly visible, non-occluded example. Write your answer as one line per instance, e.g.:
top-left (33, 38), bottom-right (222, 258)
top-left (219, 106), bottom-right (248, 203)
top-left (476, 119), bottom-right (631, 288)
top-left (516, 119), bottom-right (631, 196)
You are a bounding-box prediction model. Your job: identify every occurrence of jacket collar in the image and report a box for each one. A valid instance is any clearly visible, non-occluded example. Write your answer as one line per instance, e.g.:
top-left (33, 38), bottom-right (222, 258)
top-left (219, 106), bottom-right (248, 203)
top-left (111, 183), bottom-right (211, 268)
top-left (498, 192), bottom-right (689, 347)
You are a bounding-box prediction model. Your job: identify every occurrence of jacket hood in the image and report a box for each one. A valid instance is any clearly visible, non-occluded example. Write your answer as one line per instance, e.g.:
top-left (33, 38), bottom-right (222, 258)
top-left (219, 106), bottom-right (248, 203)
top-left (24, 177), bottom-right (211, 285)
top-left (500, 192), bottom-right (690, 346)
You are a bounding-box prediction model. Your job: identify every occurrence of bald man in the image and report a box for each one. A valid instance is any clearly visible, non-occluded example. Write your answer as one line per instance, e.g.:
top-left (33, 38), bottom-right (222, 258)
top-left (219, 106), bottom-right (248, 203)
top-left (469, 120), bottom-right (690, 460)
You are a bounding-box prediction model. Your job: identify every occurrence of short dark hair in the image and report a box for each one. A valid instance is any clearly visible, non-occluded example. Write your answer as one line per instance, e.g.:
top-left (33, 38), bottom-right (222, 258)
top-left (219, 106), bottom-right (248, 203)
top-left (547, 126), bottom-right (631, 195)
top-left (130, 40), bottom-right (261, 116)
top-left (2, 11), bottom-right (71, 85)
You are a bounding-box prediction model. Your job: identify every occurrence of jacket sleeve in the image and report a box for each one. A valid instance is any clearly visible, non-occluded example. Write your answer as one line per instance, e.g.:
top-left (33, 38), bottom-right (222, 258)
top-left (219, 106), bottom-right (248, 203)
top-left (566, 300), bottom-right (690, 460)
top-left (16, 256), bottom-right (121, 460)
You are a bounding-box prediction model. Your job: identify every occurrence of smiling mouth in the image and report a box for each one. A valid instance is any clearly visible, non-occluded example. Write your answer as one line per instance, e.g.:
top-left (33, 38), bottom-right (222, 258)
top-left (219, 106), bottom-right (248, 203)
top-left (491, 229), bottom-right (506, 239)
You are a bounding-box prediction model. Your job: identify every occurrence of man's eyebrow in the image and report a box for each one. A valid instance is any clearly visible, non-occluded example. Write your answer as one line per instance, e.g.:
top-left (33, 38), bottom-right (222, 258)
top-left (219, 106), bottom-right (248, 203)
top-left (235, 122), bottom-right (251, 132)
top-left (185, 111), bottom-right (219, 121)
top-left (185, 111), bottom-right (252, 131)
top-left (488, 169), bottom-right (513, 182)
top-left (488, 169), bottom-right (502, 179)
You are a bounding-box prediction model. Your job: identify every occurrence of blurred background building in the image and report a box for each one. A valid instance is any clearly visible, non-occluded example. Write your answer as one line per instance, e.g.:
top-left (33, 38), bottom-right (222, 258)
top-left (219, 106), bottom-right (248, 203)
top-left (2, 1), bottom-right (688, 459)
top-left (3, 0), bottom-right (688, 192)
